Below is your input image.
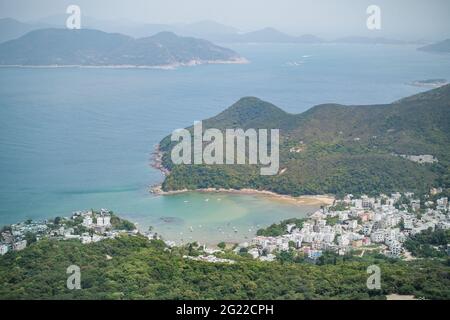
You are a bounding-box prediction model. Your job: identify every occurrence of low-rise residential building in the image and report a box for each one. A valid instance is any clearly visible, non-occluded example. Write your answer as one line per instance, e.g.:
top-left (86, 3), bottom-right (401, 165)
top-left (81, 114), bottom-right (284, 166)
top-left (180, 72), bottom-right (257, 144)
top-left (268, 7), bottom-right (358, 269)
top-left (12, 240), bottom-right (27, 251)
top-left (0, 244), bottom-right (8, 255)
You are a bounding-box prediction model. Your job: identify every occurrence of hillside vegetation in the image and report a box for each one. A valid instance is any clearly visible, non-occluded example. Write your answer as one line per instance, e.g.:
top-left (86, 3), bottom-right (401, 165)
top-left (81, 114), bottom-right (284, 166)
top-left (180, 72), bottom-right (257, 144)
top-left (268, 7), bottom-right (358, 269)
top-left (160, 85), bottom-right (450, 196)
top-left (1, 235), bottom-right (449, 299)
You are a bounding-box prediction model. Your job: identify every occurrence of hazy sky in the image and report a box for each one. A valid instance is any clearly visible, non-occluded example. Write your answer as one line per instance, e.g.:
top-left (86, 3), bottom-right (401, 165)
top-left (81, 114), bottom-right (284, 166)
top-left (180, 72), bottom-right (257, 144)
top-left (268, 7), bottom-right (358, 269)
top-left (1, 0), bottom-right (449, 39)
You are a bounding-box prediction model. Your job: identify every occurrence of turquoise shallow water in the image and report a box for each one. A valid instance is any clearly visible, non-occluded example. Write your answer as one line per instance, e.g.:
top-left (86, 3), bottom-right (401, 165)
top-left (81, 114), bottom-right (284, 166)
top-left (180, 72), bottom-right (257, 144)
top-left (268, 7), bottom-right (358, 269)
top-left (1, 43), bottom-right (450, 243)
top-left (122, 192), bottom-right (318, 244)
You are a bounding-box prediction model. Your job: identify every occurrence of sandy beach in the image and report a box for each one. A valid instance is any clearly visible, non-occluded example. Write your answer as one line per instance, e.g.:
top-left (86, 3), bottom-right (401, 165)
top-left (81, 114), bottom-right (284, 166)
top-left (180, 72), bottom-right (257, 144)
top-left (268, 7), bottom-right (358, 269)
top-left (150, 185), bottom-right (335, 206)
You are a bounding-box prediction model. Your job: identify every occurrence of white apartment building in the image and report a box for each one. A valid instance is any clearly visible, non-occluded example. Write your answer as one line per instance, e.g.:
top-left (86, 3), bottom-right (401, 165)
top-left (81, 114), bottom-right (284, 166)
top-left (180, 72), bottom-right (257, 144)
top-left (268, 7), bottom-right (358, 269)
top-left (12, 240), bottom-right (27, 251)
top-left (0, 244), bottom-right (8, 255)
top-left (389, 241), bottom-right (402, 256)
top-left (82, 216), bottom-right (93, 227)
top-left (371, 230), bottom-right (385, 243)
top-left (97, 216), bottom-right (111, 227)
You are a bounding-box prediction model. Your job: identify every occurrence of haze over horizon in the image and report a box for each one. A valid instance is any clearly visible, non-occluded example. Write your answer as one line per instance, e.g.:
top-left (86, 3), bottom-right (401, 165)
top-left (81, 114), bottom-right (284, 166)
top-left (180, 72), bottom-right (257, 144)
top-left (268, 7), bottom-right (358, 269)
top-left (0, 0), bottom-right (449, 41)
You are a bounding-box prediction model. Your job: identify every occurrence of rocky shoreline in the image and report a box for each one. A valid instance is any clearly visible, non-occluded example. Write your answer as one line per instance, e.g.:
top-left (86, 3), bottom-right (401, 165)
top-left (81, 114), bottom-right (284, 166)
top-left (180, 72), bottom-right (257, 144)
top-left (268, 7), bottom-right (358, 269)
top-left (150, 144), bottom-right (170, 176)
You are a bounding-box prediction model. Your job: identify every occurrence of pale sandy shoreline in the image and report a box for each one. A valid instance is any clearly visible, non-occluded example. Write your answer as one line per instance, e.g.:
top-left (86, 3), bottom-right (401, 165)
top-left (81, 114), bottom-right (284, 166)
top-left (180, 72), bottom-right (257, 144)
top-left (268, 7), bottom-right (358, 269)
top-left (150, 185), bottom-right (335, 206)
top-left (386, 294), bottom-right (417, 300)
top-left (0, 57), bottom-right (249, 70)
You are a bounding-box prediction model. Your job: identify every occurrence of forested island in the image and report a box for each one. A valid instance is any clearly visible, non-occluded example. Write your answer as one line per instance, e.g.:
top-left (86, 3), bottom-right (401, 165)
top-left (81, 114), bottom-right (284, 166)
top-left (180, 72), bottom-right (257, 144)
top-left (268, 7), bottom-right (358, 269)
top-left (0, 28), bottom-right (245, 68)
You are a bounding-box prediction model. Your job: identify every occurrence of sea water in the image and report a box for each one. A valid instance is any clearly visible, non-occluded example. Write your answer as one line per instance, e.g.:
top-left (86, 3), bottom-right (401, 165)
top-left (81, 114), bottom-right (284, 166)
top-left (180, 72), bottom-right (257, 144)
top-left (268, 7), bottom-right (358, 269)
top-left (1, 43), bottom-right (449, 243)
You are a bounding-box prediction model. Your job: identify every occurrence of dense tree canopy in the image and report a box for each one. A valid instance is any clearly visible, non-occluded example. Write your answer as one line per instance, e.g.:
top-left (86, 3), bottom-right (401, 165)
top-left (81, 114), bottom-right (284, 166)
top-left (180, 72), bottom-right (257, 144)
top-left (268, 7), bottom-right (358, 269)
top-left (0, 235), bottom-right (449, 300)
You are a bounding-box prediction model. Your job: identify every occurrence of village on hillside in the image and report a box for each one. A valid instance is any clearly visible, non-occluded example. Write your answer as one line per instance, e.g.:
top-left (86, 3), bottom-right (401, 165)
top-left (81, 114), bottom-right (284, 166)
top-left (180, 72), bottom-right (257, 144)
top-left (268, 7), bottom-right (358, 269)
top-left (234, 189), bottom-right (450, 262)
top-left (0, 209), bottom-right (144, 256)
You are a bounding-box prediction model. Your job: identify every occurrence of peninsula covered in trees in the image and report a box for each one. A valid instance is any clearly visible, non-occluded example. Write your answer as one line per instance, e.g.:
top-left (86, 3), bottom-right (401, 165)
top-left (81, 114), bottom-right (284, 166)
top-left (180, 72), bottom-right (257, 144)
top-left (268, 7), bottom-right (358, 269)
top-left (158, 85), bottom-right (450, 197)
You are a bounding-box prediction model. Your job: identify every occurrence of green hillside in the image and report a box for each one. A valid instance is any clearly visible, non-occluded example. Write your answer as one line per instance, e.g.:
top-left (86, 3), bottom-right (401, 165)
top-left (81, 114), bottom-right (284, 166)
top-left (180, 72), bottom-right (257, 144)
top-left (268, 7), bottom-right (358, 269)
top-left (159, 85), bottom-right (450, 196)
top-left (1, 235), bottom-right (449, 299)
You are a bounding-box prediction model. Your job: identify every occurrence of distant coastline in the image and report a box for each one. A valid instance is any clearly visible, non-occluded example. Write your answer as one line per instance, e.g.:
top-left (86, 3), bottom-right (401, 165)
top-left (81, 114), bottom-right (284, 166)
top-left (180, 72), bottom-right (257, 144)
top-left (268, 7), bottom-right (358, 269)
top-left (408, 78), bottom-right (448, 88)
top-left (0, 57), bottom-right (249, 70)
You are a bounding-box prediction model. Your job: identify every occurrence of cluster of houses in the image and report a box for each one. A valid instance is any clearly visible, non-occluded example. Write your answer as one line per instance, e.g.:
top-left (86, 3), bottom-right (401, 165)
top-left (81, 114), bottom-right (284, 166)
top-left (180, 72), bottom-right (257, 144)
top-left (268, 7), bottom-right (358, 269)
top-left (399, 154), bottom-right (438, 164)
top-left (233, 191), bottom-right (450, 261)
top-left (184, 254), bottom-right (235, 264)
top-left (0, 209), bottom-right (139, 255)
top-left (0, 220), bottom-right (44, 256)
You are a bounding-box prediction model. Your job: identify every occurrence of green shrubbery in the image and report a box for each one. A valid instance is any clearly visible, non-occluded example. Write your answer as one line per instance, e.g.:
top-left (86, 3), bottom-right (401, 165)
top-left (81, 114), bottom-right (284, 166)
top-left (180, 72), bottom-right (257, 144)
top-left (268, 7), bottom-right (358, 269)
top-left (1, 235), bottom-right (449, 299)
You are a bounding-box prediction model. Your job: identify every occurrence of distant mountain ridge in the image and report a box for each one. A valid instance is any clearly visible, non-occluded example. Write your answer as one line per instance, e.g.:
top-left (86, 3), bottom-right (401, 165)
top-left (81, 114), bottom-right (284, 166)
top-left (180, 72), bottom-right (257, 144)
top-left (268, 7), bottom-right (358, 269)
top-left (215, 27), bottom-right (324, 43)
top-left (30, 16), bottom-right (239, 40)
top-left (0, 18), bottom-right (50, 43)
top-left (159, 85), bottom-right (450, 196)
top-left (0, 28), bottom-right (244, 67)
top-left (2, 17), bottom-right (429, 46)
